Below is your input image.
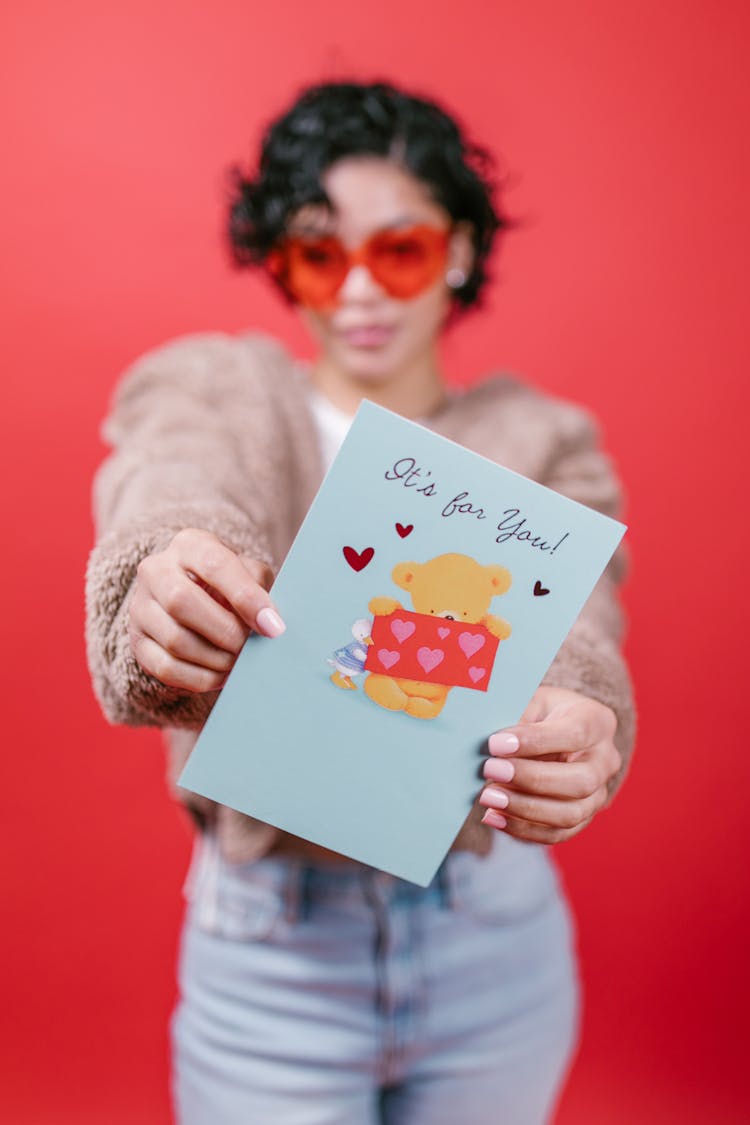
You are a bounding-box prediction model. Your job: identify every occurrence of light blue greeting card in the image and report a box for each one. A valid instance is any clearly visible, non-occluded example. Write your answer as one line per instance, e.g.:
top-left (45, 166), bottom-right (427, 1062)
top-left (179, 401), bottom-right (625, 885)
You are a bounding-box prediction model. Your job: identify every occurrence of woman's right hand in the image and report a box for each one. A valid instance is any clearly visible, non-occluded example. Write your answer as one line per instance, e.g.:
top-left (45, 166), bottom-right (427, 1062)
top-left (128, 528), bottom-right (285, 693)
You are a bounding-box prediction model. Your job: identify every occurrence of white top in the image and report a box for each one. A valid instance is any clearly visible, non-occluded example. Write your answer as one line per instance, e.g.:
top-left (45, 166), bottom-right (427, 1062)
top-left (306, 384), bottom-right (356, 471)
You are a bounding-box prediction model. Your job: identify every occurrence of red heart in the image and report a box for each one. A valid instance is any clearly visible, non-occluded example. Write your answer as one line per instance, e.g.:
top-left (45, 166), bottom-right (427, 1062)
top-left (343, 546), bottom-right (374, 572)
top-left (396, 523), bottom-right (414, 538)
top-left (533, 581), bottom-right (550, 597)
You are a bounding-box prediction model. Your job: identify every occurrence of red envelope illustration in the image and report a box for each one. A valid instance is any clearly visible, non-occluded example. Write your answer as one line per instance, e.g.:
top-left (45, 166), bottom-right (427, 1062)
top-left (365, 611), bottom-right (500, 691)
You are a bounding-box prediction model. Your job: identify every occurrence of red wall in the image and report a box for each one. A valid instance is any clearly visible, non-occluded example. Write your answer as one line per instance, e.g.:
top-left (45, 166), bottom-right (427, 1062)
top-left (2, 2), bottom-right (748, 1121)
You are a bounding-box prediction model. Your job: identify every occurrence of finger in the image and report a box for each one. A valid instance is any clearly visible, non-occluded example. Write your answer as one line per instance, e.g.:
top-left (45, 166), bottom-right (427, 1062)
top-left (170, 532), bottom-right (284, 635)
top-left (196, 557), bottom-right (275, 609)
top-left (479, 781), bottom-right (608, 831)
top-left (489, 713), bottom-right (598, 759)
top-left (482, 808), bottom-right (593, 845)
top-left (129, 631), bottom-right (227, 693)
top-left (483, 747), bottom-right (619, 800)
top-left (143, 569), bottom-right (250, 653)
top-left (135, 598), bottom-right (239, 673)
top-left (239, 556), bottom-right (275, 590)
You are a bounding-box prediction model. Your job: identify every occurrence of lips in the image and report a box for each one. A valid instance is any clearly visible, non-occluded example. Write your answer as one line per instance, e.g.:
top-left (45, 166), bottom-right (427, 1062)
top-left (339, 324), bottom-right (396, 348)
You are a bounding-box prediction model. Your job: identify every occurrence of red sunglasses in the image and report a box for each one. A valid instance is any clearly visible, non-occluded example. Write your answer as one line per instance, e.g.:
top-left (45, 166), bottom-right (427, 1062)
top-left (266, 224), bottom-right (452, 309)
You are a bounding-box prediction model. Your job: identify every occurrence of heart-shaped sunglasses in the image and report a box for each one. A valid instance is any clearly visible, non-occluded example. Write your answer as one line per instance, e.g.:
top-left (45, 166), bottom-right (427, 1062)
top-left (266, 224), bottom-right (452, 309)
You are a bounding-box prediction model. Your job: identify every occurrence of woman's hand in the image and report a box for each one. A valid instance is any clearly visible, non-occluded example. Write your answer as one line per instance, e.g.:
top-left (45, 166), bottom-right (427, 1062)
top-left (479, 685), bottom-right (621, 844)
top-left (128, 528), bottom-right (285, 693)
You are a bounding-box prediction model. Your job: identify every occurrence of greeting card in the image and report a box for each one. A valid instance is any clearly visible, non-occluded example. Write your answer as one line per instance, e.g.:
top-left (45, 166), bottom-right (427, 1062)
top-left (179, 401), bottom-right (626, 885)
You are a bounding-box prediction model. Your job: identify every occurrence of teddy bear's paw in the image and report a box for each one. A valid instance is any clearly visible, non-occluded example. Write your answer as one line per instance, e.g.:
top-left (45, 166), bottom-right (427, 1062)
top-left (368, 597), bottom-right (401, 616)
top-left (364, 674), bottom-right (408, 711)
top-left (485, 615), bottom-right (512, 640)
top-left (404, 696), bottom-right (446, 719)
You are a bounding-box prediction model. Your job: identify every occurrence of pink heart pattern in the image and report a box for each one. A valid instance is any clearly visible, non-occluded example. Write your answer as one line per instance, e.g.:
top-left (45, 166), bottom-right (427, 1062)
top-left (458, 632), bottom-right (486, 660)
top-left (364, 615), bottom-right (499, 693)
top-left (417, 646), bottom-right (445, 674)
top-left (391, 618), bottom-right (416, 644)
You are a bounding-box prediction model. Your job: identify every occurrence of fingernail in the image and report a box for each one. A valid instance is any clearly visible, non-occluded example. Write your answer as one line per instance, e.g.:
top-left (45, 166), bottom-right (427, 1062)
top-left (488, 732), bottom-right (520, 755)
top-left (482, 809), bottom-right (507, 830)
top-left (483, 757), bottom-right (515, 783)
top-left (256, 607), bottom-right (286, 638)
top-left (479, 787), bottom-right (509, 811)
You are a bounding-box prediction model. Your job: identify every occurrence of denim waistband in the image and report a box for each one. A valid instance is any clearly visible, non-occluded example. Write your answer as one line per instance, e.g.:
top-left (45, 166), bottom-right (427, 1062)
top-left (185, 830), bottom-right (555, 936)
top-left (286, 860), bottom-right (453, 923)
top-left (186, 833), bottom-right (457, 931)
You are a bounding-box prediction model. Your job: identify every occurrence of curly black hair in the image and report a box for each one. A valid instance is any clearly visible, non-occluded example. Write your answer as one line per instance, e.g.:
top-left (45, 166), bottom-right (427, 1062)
top-left (227, 80), bottom-right (512, 313)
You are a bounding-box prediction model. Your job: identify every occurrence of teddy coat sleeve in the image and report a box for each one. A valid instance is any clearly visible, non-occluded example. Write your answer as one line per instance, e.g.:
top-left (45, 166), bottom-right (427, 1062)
top-left (537, 402), bottom-right (636, 800)
top-left (84, 332), bottom-right (318, 730)
top-left (422, 375), bottom-right (637, 819)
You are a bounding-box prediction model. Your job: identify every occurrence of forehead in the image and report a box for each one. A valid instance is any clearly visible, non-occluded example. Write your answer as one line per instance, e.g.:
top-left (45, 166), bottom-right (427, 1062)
top-left (287, 156), bottom-right (449, 239)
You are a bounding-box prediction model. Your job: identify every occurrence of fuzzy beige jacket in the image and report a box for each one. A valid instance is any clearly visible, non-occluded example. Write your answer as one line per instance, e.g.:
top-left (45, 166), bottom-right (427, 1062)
top-left (86, 331), bottom-right (635, 862)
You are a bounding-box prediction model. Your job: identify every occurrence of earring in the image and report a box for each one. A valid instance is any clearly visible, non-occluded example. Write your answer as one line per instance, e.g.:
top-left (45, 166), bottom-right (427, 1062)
top-left (446, 267), bottom-right (467, 289)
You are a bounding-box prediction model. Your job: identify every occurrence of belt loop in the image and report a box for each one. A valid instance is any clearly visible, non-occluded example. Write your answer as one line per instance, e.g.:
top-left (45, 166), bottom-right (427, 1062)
top-left (282, 861), bottom-right (304, 925)
top-left (193, 830), bottom-right (221, 931)
top-left (300, 866), bottom-right (314, 922)
top-left (436, 857), bottom-right (454, 910)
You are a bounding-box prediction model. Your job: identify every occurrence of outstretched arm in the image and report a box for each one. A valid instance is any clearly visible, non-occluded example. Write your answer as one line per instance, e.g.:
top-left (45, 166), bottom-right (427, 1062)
top-left (480, 400), bottom-right (635, 843)
top-left (85, 334), bottom-right (304, 729)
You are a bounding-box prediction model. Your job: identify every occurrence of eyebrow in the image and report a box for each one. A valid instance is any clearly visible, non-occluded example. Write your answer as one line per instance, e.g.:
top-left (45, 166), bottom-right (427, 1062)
top-left (287, 215), bottom-right (422, 237)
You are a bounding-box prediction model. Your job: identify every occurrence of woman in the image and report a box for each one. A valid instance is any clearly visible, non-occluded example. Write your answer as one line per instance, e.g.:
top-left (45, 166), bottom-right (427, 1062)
top-left (86, 80), bottom-right (634, 1124)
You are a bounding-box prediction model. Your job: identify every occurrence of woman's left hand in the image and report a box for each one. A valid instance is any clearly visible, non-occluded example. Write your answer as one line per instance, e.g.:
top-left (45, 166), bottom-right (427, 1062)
top-left (479, 685), bottom-right (622, 844)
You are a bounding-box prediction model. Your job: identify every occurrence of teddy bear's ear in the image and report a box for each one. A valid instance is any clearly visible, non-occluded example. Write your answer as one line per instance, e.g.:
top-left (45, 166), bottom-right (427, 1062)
top-left (392, 562), bottom-right (420, 589)
top-left (487, 565), bottom-right (512, 595)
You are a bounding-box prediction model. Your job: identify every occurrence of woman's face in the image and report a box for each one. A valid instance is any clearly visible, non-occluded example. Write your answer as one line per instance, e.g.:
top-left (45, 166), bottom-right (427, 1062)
top-left (283, 156), bottom-right (474, 384)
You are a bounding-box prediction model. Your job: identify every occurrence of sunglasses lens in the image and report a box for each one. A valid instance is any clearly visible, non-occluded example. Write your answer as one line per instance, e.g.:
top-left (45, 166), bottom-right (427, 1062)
top-left (368, 226), bottom-right (449, 299)
top-left (270, 237), bottom-right (348, 307)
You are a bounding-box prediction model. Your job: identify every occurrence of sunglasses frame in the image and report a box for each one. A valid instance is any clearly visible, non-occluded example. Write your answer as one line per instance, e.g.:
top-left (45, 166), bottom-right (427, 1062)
top-left (266, 222), bottom-right (454, 308)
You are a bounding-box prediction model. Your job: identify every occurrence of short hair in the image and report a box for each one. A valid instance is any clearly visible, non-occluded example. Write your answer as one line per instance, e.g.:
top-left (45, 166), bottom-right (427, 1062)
top-left (227, 79), bottom-right (512, 314)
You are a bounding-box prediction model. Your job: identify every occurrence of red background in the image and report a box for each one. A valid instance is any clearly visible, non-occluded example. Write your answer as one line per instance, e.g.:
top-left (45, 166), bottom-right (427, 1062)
top-left (2, 2), bottom-right (748, 1122)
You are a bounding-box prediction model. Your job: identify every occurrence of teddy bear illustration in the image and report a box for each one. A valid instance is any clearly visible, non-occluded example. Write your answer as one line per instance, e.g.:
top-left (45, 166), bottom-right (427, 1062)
top-left (363, 552), bottom-right (512, 719)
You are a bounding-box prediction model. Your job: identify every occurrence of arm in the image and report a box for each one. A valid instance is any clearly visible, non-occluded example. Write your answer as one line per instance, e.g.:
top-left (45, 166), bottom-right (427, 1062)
top-left (539, 402), bottom-right (635, 799)
top-left (85, 334), bottom-right (289, 729)
top-left (480, 400), bottom-right (636, 842)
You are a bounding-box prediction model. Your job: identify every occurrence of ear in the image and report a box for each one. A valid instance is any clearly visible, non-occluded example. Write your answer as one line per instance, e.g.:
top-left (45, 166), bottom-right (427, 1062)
top-left (487, 565), bottom-right (512, 596)
top-left (392, 562), bottom-right (420, 590)
top-left (447, 220), bottom-right (476, 279)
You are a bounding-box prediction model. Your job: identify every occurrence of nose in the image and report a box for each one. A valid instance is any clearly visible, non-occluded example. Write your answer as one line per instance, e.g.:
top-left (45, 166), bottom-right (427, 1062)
top-left (337, 262), bottom-right (384, 302)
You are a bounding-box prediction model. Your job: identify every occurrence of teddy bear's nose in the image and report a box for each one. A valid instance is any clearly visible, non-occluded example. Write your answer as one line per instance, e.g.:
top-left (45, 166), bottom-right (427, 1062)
top-left (445, 614), bottom-right (455, 620)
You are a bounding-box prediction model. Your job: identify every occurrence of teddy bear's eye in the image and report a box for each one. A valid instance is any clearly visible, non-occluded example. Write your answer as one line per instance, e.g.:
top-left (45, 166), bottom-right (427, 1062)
top-left (462, 611), bottom-right (468, 616)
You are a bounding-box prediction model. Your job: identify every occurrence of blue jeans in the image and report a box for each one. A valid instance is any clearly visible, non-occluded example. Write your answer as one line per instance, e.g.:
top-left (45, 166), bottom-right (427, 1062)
top-left (172, 832), bottom-right (580, 1124)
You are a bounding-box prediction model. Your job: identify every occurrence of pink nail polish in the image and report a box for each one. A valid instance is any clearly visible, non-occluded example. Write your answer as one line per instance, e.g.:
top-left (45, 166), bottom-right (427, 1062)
top-left (483, 758), bottom-right (515, 783)
top-left (482, 809), bottom-right (507, 830)
top-left (479, 787), bottom-right (509, 810)
top-left (488, 731), bottom-right (520, 755)
top-left (256, 607), bottom-right (286, 638)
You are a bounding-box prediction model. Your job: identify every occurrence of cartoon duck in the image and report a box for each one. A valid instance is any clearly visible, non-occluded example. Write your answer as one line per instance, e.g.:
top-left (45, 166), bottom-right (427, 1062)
top-left (327, 618), bottom-right (373, 690)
